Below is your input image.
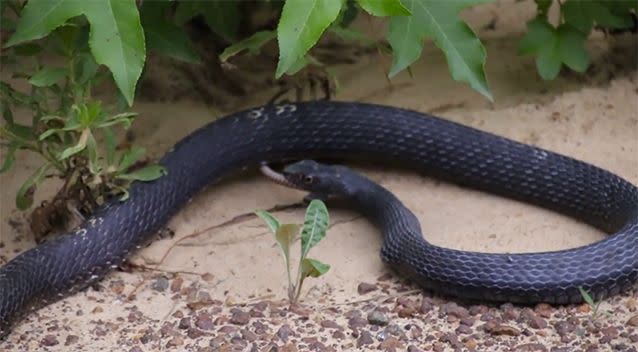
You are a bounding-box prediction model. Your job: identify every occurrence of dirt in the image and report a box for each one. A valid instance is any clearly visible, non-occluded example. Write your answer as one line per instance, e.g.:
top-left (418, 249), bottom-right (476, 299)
top-left (1, 1), bottom-right (637, 351)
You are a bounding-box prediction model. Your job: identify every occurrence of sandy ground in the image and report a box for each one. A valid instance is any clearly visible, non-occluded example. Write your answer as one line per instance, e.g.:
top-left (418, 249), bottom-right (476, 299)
top-left (1, 1), bottom-right (637, 351)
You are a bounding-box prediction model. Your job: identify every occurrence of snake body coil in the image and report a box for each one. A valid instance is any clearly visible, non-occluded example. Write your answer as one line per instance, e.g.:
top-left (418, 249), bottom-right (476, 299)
top-left (1, 102), bottom-right (637, 337)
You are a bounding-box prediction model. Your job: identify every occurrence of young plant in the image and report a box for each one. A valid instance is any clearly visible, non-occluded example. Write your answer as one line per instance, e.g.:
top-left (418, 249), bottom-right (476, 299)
top-left (1, 1), bottom-right (164, 238)
top-left (578, 286), bottom-right (611, 320)
top-left (256, 199), bottom-right (331, 305)
top-left (519, 0), bottom-right (637, 80)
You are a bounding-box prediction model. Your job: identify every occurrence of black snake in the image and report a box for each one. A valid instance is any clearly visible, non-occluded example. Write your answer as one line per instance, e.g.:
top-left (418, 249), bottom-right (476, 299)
top-left (1, 101), bottom-right (637, 338)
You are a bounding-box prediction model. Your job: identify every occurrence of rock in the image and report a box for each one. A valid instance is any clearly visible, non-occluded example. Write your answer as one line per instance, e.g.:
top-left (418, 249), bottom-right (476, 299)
top-left (320, 320), bottom-right (342, 329)
top-left (441, 302), bottom-right (469, 319)
top-left (348, 315), bottom-right (367, 329)
top-left (277, 324), bottom-right (292, 342)
top-left (357, 282), bottom-right (378, 294)
top-left (599, 326), bottom-right (618, 343)
top-left (455, 325), bottom-right (473, 335)
top-left (420, 297), bottom-right (434, 313)
top-left (174, 317), bottom-right (189, 330)
top-left (166, 336), bottom-right (184, 348)
top-left (468, 305), bottom-right (488, 316)
top-left (241, 329), bottom-right (257, 342)
top-left (151, 276), bottom-right (169, 292)
top-left (64, 335), bottom-right (79, 346)
top-left (464, 338), bottom-right (478, 350)
top-left (486, 323), bottom-right (521, 336)
top-left (440, 332), bottom-right (462, 349)
top-left (290, 304), bottom-right (312, 318)
top-left (368, 310), bottom-right (390, 326)
top-left (253, 301), bottom-right (269, 311)
top-left (230, 308), bottom-right (250, 325)
top-left (534, 303), bottom-right (553, 318)
top-left (398, 307), bottom-right (416, 318)
top-left (516, 343), bottom-right (547, 351)
top-left (195, 313), bottom-right (214, 330)
top-left (332, 330), bottom-right (345, 339)
top-left (553, 321), bottom-right (576, 337)
top-left (627, 314), bottom-right (638, 327)
top-left (170, 277), bottom-right (183, 292)
top-left (522, 309), bottom-right (547, 329)
top-left (41, 334), bottom-right (59, 346)
top-left (460, 316), bottom-right (475, 326)
top-left (379, 336), bottom-right (403, 351)
top-left (356, 331), bottom-right (374, 347)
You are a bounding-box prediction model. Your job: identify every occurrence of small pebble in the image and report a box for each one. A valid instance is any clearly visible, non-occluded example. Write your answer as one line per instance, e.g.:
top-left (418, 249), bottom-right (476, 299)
top-left (170, 277), bottom-right (183, 292)
top-left (367, 310), bottom-right (389, 326)
top-left (195, 313), bottom-right (214, 330)
top-left (166, 336), bottom-right (183, 347)
top-left (356, 331), bottom-right (374, 347)
top-left (230, 308), bottom-right (250, 325)
top-left (277, 324), bottom-right (292, 342)
top-left (151, 276), bottom-right (169, 292)
top-left (515, 343), bottom-right (548, 351)
top-left (357, 282), bottom-right (378, 294)
top-left (320, 320), bottom-right (342, 329)
top-left (486, 323), bottom-right (521, 336)
top-left (41, 334), bottom-right (59, 346)
top-left (627, 314), bottom-right (638, 327)
top-left (64, 335), bottom-right (79, 346)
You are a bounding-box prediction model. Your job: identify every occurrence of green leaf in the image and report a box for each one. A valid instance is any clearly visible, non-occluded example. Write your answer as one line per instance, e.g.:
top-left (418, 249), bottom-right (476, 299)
top-left (276, 0), bottom-right (343, 78)
top-left (563, 0), bottom-right (634, 34)
top-left (0, 141), bottom-right (21, 173)
top-left (59, 127), bottom-right (90, 159)
top-left (118, 146), bottom-right (145, 172)
top-left (95, 112), bottom-right (136, 129)
top-left (82, 0), bottom-right (146, 106)
top-left (518, 17), bottom-right (554, 55)
top-left (117, 164), bottom-right (166, 181)
top-left (16, 163), bottom-right (51, 209)
top-left (556, 25), bottom-right (590, 72)
top-left (275, 223), bottom-right (301, 265)
top-left (219, 30), bottom-right (276, 62)
top-left (300, 258), bottom-right (330, 278)
top-left (5, 0), bottom-right (84, 47)
top-left (103, 126), bottom-right (117, 166)
top-left (356, 0), bottom-right (410, 16)
top-left (86, 130), bottom-right (100, 174)
top-left (387, 0), bottom-right (493, 101)
top-left (198, 0), bottom-right (240, 42)
top-left (255, 210), bottom-right (280, 233)
top-left (141, 1), bottom-right (200, 64)
top-left (536, 49), bottom-right (561, 80)
top-left (75, 53), bottom-right (99, 85)
top-left (578, 287), bottom-right (596, 307)
top-left (29, 67), bottom-right (67, 87)
top-left (519, 18), bottom-right (590, 80)
top-left (300, 199), bottom-right (330, 259)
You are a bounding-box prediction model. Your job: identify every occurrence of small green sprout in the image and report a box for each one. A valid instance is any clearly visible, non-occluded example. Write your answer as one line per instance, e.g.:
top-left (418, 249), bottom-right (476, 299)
top-left (578, 286), bottom-right (611, 319)
top-left (256, 199), bottom-right (331, 305)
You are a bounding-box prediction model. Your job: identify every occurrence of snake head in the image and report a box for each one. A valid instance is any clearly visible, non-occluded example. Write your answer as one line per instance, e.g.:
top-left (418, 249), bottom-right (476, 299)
top-left (261, 160), bottom-right (357, 199)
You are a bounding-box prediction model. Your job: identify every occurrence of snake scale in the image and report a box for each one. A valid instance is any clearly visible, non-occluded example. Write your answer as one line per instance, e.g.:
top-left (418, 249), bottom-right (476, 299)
top-left (1, 101), bottom-right (637, 338)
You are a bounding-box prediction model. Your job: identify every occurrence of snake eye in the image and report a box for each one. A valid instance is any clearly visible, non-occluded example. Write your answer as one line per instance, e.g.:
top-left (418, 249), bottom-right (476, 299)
top-left (303, 176), bottom-right (313, 184)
